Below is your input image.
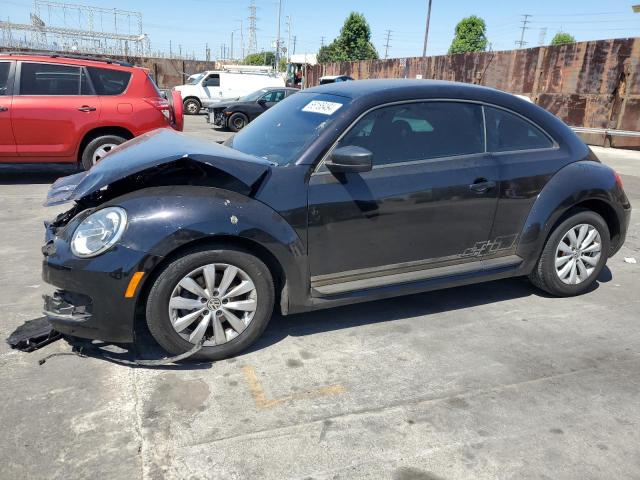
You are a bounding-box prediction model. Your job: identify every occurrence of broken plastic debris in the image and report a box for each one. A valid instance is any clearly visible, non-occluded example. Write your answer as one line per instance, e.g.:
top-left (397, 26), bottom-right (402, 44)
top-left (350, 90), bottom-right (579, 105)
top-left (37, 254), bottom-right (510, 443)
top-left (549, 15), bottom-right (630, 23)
top-left (624, 257), bottom-right (637, 264)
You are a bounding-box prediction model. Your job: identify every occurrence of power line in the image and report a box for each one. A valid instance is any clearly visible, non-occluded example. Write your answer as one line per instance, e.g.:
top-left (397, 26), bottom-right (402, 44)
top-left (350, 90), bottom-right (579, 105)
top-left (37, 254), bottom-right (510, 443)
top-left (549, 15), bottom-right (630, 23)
top-left (515, 14), bottom-right (531, 48)
top-left (384, 29), bottom-right (392, 58)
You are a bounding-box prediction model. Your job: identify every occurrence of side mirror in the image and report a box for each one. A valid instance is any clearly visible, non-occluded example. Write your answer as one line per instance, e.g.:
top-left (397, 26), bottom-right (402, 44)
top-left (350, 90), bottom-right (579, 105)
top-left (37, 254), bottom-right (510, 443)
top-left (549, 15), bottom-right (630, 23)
top-left (258, 98), bottom-right (267, 106)
top-left (325, 146), bottom-right (373, 173)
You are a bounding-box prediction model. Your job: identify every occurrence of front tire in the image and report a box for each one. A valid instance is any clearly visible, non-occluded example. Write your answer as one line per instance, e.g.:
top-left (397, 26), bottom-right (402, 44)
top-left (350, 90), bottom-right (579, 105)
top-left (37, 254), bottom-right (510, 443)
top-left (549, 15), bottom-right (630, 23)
top-left (81, 135), bottom-right (126, 170)
top-left (228, 112), bottom-right (248, 132)
top-left (183, 98), bottom-right (202, 115)
top-left (146, 247), bottom-right (274, 360)
top-left (529, 210), bottom-right (610, 297)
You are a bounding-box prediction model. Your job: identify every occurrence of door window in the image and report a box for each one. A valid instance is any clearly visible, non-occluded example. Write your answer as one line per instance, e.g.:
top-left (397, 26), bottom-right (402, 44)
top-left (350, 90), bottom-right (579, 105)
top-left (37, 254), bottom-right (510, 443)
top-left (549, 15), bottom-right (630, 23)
top-left (336, 101), bottom-right (485, 166)
top-left (87, 67), bottom-right (131, 95)
top-left (0, 62), bottom-right (10, 96)
top-left (20, 62), bottom-right (91, 95)
top-left (484, 106), bottom-right (553, 152)
top-left (261, 90), bottom-right (285, 103)
top-left (203, 74), bottom-right (220, 87)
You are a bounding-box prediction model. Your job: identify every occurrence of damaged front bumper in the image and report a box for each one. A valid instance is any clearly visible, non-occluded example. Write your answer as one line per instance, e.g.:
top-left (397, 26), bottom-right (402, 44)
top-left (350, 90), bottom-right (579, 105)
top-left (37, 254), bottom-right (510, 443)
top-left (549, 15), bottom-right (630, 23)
top-left (41, 215), bottom-right (158, 343)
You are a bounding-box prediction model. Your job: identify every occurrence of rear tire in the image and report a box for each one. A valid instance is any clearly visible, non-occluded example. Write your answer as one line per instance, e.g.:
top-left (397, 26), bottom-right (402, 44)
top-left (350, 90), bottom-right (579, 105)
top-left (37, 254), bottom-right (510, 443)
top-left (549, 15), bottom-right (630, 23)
top-left (146, 246), bottom-right (274, 361)
top-left (529, 210), bottom-right (610, 297)
top-left (81, 135), bottom-right (126, 170)
top-left (228, 112), bottom-right (248, 132)
top-left (183, 98), bottom-right (202, 115)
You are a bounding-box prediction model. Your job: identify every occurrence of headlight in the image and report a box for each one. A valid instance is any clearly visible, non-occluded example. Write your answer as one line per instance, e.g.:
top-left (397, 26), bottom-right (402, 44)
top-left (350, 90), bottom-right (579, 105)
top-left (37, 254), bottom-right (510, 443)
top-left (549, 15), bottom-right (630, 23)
top-left (71, 207), bottom-right (127, 258)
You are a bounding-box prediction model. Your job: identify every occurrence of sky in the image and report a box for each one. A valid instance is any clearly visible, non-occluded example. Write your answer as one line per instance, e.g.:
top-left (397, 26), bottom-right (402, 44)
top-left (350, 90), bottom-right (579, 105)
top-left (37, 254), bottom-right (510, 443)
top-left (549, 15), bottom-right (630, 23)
top-left (2, 0), bottom-right (640, 59)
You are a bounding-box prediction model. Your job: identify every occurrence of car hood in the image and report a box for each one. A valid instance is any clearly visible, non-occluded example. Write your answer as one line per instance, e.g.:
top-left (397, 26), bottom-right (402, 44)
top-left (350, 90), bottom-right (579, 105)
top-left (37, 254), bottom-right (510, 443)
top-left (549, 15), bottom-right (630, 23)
top-left (45, 129), bottom-right (272, 206)
top-left (209, 99), bottom-right (243, 110)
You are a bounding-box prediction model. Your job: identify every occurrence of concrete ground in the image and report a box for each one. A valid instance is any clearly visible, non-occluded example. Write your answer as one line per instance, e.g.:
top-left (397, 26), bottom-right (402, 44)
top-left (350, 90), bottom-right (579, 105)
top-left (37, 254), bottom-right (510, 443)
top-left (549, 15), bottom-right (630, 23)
top-left (0, 115), bottom-right (639, 480)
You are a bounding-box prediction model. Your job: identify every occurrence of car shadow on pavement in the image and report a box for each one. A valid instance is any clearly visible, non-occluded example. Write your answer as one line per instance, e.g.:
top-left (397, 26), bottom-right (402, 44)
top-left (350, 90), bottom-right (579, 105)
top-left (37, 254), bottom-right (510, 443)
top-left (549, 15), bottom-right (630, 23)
top-left (248, 270), bottom-right (610, 355)
top-left (0, 164), bottom-right (78, 185)
top-left (48, 268), bottom-right (611, 368)
top-left (32, 266), bottom-right (612, 369)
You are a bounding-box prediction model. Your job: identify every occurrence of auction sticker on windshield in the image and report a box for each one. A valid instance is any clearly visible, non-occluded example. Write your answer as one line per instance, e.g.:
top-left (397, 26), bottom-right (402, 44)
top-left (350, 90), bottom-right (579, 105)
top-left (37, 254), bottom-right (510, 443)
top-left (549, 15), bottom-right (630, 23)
top-left (302, 100), bottom-right (343, 115)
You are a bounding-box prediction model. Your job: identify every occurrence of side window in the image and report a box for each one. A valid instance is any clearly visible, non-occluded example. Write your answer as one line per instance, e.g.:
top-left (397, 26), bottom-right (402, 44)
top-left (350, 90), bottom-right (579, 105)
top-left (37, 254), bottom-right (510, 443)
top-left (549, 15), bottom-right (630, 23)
top-left (262, 90), bottom-right (285, 103)
top-left (203, 74), bottom-right (220, 87)
top-left (87, 67), bottom-right (131, 95)
top-left (484, 106), bottom-right (553, 152)
top-left (0, 62), bottom-right (10, 96)
top-left (336, 101), bottom-right (485, 166)
top-left (20, 62), bottom-right (90, 95)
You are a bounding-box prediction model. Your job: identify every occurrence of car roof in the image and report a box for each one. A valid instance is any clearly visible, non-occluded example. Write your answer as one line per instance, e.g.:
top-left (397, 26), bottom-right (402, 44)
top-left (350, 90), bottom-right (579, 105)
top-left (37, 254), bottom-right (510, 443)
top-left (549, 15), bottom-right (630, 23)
top-left (0, 53), bottom-right (139, 71)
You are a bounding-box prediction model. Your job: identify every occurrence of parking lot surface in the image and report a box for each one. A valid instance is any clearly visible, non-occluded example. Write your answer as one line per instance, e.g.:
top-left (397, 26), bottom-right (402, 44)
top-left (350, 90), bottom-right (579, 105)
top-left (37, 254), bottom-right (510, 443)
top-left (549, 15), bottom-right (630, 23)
top-left (1, 116), bottom-right (639, 479)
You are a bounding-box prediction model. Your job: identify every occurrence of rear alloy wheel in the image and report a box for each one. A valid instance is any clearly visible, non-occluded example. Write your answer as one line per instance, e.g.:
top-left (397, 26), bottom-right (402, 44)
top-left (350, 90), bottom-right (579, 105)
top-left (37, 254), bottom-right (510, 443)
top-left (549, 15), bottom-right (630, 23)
top-left (146, 247), bottom-right (274, 360)
top-left (529, 210), bottom-right (610, 297)
top-left (183, 98), bottom-right (202, 115)
top-left (228, 112), bottom-right (248, 132)
top-left (81, 135), bottom-right (126, 170)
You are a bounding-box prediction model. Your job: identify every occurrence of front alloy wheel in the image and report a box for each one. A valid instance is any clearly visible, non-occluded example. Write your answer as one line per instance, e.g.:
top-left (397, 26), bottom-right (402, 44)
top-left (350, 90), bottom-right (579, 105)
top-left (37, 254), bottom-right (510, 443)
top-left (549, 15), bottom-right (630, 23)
top-left (146, 247), bottom-right (274, 360)
top-left (168, 263), bottom-right (257, 346)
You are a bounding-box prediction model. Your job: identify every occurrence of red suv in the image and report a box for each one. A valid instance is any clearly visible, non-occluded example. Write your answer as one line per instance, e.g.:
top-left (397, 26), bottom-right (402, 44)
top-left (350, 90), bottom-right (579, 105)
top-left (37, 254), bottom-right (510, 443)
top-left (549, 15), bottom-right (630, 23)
top-left (0, 53), bottom-right (183, 170)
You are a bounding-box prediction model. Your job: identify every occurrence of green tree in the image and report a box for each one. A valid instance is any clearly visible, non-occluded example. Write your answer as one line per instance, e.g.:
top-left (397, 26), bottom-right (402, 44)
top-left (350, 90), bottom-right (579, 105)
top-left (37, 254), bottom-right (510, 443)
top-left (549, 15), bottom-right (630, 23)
top-left (448, 15), bottom-right (488, 54)
top-left (243, 51), bottom-right (275, 66)
top-left (551, 32), bottom-right (575, 45)
top-left (317, 12), bottom-right (378, 63)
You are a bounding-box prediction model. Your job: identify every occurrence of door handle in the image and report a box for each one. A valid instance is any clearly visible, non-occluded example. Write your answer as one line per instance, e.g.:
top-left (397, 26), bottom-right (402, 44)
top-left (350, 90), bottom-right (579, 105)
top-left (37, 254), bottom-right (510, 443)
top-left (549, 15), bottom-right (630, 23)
top-left (469, 179), bottom-right (496, 193)
top-left (78, 105), bottom-right (97, 112)
top-left (0, 106), bottom-right (8, 112)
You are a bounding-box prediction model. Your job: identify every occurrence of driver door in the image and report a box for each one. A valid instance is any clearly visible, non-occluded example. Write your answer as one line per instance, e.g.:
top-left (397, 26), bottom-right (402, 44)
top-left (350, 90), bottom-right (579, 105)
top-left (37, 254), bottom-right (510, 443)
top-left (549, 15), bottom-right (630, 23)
top-left (307, 101), bottom-right (500, 295)
top-left (202, 73), bottom-right (221, 101)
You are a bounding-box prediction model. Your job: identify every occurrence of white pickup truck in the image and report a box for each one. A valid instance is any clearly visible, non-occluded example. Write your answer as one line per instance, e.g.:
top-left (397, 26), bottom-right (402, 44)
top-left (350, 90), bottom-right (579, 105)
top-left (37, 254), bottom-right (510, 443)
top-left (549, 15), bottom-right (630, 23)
top-left (174, 66), bottom-right (285, 115)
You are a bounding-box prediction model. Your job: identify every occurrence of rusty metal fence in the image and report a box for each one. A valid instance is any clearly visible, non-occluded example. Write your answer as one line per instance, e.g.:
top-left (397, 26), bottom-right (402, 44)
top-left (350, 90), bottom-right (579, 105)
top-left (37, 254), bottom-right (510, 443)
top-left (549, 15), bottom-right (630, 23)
top-left (307, 38), bottom-right (640, 148)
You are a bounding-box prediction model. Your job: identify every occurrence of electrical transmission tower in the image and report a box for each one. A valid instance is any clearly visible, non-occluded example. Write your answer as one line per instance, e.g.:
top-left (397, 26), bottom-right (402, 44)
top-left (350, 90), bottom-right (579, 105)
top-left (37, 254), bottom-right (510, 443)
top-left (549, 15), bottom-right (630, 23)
top-left (384, 29), bottom-right (392, 59)
top-left (0, 0), bottom-right (149, 56)
top-left (538, 27), bottom-right (547, 46)
top-left (515, 14), bottom-right (531, 49)
top-left (248, 0), bottom-right (258, 55)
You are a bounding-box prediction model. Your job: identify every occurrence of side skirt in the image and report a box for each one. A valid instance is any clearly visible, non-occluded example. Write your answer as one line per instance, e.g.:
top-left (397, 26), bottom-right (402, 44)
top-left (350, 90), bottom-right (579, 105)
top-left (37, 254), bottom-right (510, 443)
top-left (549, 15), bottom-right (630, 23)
top-left (312, 255), bottom-right (522, 296)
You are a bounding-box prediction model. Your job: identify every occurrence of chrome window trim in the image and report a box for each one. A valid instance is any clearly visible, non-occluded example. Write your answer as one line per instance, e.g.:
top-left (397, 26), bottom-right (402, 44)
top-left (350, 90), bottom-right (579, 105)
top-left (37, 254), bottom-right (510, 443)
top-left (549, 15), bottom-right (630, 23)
top-left (311, 98), bottom-right (558, 176)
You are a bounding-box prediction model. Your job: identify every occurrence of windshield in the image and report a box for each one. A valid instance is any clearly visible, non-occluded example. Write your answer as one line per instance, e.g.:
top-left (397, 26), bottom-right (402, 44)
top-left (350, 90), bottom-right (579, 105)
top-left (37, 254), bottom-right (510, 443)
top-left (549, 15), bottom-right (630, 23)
top-left (187, 73), bottom-right (204, 85)
top-left (239, 89), bottom-right (269, 102)
top-left (226, 93), bottom-right (349, 166)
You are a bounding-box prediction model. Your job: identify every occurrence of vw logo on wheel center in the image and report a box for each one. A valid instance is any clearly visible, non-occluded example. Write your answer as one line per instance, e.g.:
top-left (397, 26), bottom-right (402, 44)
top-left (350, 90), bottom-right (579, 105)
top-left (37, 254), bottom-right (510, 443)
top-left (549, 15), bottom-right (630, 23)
top-left (207, 298), bottom-right (222, 310)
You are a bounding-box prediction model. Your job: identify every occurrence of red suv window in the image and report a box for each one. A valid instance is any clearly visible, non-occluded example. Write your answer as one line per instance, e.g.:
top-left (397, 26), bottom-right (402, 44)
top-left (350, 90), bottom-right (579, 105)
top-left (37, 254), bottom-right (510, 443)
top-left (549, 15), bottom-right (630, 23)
top-left (20, 62), bottom-right (92, 95)
top-left (87, 67), bottom-right (132, 95)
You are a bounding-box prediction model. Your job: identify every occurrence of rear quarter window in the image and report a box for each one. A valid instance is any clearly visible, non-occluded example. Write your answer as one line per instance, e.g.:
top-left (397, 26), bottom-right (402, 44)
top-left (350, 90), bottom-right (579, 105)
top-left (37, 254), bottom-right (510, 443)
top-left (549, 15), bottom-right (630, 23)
top-left (484, 106), bottom-right (553, 152)
top-left (87, 67), bottom-right (132, 95)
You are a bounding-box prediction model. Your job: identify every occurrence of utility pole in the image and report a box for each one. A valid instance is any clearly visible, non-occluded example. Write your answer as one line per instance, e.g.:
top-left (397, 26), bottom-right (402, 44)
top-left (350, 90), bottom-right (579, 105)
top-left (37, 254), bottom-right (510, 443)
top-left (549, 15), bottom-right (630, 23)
top-left (320, 36), bottom-right (325, 47)
top-left (239, 19), bottom-right (244, 60)
top-left (169, 39), bottom-right (172, 57)
top-left (275, 0), bottom-right (282, 70)
top-left (384, 29), bottom-right (392, 59)
top-left (286, 15), bottom-right (292, 62)
top-left (422, 0), bottom-right (432, 57)
top-left (515, 14), bottom-right (531, 48)
top-left (231, 31), bottom-right (234, 60)
top-left (293, 35), bottom-right (297, 55)
top-left (205, 43), bottom-right (210, 61)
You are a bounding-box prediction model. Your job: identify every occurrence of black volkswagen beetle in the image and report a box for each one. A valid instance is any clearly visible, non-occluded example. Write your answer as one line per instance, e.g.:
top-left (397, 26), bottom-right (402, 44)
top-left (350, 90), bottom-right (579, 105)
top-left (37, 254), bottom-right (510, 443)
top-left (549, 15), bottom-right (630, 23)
top-left (42, 79), bottom-right (631, 360)
top-left (206, 87), bottom-right (299, 132)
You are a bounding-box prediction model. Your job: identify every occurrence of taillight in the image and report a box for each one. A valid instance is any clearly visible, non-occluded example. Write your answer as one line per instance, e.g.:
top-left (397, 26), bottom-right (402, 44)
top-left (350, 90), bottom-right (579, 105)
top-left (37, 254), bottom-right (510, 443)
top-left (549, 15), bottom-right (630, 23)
top-left (144, 97), bottom-right (171, 120)
top-left (614, 171), bottom-right (623, 189)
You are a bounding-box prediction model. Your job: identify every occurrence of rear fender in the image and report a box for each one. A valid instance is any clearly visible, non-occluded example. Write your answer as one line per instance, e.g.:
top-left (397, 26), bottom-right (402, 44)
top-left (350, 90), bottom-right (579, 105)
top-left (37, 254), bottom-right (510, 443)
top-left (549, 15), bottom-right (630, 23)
top-left (516, 160), bottom-right (624, 271)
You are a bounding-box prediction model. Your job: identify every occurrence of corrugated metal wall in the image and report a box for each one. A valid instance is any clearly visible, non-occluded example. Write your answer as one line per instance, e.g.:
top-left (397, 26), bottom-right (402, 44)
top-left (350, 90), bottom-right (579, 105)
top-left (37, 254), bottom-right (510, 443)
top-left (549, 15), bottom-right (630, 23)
top-left (307, 38), bottom-right (640, 148)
